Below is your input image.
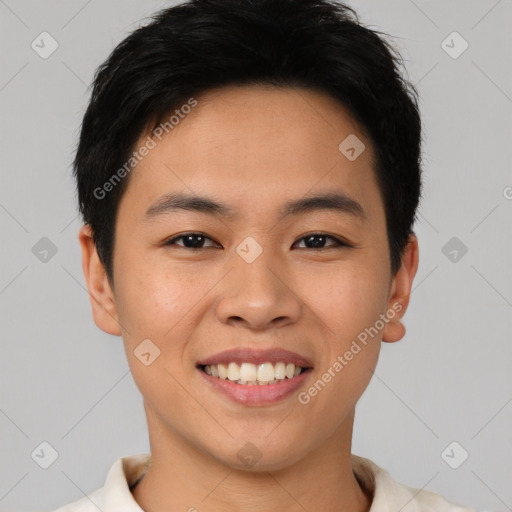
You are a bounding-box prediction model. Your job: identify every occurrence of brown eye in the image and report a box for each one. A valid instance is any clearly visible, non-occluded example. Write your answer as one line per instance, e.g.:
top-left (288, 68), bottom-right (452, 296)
top-left (293, 233), bottom-right (349, 250)
top-left (164, 233), bottom-right (220, 249)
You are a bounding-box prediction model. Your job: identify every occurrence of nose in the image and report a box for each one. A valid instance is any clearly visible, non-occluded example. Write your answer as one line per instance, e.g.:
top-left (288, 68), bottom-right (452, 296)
top-left (215, 247), bottom-right (302, 331)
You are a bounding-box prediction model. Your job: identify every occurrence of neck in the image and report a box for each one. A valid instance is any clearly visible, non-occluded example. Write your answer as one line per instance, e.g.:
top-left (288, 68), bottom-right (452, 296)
top-left (132, 407), bottom-right (372, 512)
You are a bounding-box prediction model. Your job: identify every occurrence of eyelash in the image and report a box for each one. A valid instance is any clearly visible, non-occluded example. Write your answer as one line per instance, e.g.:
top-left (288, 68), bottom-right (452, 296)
top-left (163, 232), bottom-right (351, 250)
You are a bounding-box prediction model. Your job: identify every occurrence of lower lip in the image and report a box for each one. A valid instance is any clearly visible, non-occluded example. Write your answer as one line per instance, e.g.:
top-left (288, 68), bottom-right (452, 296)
top-left (197, 367), bottom-right (313, 406)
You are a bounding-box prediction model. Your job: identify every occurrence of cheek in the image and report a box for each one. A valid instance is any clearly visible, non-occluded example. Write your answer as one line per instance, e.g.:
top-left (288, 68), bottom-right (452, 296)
top-left (115, 264), bottom-right (199, 397)
top-left (114, 258), bottom-right (225, 384)
top-left (298, 261), bottom-right (389, 339)
top-left (114, 255), bottom-right (194, 342)
top-left (297, 266), bottom-right (386, 419)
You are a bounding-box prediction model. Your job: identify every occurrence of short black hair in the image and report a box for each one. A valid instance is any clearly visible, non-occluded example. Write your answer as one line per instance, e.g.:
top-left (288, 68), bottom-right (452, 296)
top-left (73, 0), bottom-right (422, 284)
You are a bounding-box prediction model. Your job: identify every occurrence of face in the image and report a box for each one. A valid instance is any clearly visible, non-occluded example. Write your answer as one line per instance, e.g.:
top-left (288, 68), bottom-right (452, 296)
top-left (81, 84), bottom-right (418, 472)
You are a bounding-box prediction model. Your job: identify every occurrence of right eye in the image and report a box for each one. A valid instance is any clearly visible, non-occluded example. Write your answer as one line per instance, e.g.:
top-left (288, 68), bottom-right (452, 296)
top-left (163, 232), bottom-right (221, 250)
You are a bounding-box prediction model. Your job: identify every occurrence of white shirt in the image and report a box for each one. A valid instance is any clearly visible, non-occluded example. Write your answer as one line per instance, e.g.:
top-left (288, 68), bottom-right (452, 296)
top-left (52, 453), bottom-right (476, 511)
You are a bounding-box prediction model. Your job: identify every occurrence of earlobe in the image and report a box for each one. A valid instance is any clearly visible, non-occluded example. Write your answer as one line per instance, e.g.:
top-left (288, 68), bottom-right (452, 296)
top-left (78, 225), bottom-right (122, 336)
top-left (382, 233), bottom-right (419, 343)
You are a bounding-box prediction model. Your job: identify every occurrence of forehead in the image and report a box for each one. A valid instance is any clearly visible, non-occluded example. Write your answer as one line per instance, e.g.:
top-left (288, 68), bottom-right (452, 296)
top-left (120, 84), bottom-right (383, 224)
top-left (164, 84), bottom-right (370, 166)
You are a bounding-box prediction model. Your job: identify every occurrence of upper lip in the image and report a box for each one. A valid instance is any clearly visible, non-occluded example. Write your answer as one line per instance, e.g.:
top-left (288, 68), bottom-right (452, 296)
top-left (197, 348), bottom-right (314, 368)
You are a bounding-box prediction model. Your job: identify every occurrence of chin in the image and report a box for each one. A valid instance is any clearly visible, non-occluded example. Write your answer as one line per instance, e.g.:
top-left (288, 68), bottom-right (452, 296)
top-left (211, 435), bottom-right (309, 473)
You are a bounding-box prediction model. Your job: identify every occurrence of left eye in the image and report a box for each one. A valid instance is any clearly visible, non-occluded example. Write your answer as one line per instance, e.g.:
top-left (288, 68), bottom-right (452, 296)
top-left (164, 232), bottom-right (348, 250)
top-left (293, 233), bottom-right (347, 249)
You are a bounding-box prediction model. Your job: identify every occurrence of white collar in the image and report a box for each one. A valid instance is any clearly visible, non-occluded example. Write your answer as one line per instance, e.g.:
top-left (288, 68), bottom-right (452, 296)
top-left (57, 453), bottom-right (474, 511)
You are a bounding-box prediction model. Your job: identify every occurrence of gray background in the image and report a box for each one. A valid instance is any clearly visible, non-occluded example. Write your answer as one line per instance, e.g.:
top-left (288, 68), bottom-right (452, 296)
top-left (1, 0), bottom-right (511, 510)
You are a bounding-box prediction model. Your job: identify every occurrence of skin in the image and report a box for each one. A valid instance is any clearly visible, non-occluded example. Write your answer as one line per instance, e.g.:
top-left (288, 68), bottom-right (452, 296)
top-left (79, 84), bottom-right (419, 512)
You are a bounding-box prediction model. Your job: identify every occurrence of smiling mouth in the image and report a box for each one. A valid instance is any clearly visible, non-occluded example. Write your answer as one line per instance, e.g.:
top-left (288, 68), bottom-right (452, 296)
top-left (199, 361), bottom-right (311, 385)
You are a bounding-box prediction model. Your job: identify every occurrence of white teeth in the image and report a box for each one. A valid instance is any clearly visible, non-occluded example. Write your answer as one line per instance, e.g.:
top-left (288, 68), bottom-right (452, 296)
top-left (239, 363), bottom-right (257, 382)
top-left (274, 362), bottom-right (286, 380)
top-left (218, 363), bottom-right (228, 380)
top-left (227, 362), bottom-right (240, 381)
top-left (257, 362), bottom-right (275, 382)
top-left (202, 361), bottom-right (306, 385)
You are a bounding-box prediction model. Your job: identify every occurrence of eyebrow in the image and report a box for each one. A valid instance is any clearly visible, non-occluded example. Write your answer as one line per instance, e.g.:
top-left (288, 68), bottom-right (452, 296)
top-left (144, 191), bottom-right (366, 222)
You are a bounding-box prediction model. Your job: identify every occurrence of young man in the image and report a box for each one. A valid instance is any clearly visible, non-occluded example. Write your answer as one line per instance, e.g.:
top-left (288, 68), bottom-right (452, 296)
top-left (55, 0), bottom-right (476, 510)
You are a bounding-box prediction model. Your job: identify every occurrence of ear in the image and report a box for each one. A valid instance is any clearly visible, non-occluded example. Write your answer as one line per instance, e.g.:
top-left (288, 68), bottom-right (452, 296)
top-left (382, 233), bottom-right (419, 343)
top-left (78, 224), bottom-right (122, 336)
